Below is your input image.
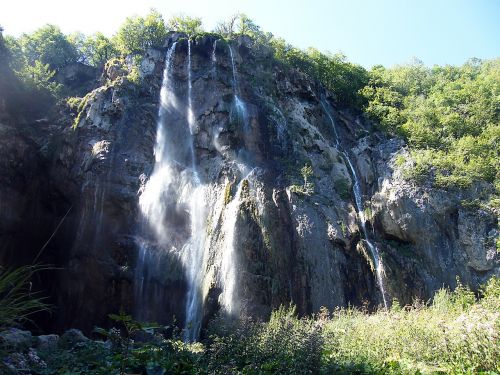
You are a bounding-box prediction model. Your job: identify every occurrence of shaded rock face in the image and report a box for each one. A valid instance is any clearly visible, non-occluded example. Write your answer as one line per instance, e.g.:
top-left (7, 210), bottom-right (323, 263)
top-left (0, 33), bottom-right (497, 334)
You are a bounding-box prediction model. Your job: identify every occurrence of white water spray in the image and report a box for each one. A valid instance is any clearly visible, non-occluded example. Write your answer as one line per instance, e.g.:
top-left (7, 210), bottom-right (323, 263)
top-left (211, 40), bottom-right (217, 77)
top-left (137, 41), bottom-right (208, 342)
top-left (228, 44), bottom-right (249, 131)
top-left (187, 40), bottom-right (198, 178)
top-left (220, 167), bottom-right (255, 315)
top-left (321, 101), bottom-right (388, 308)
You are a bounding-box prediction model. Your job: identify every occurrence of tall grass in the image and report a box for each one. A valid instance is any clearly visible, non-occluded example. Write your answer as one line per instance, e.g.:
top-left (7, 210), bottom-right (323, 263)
top-left (204, 278), bottom-right (499, 374)
top-left (322, 278), bottom-right (499, 374)
top-left (2, 277), bottom-right (498, 374)
top-left (0, 265), bottom-right (51, 328)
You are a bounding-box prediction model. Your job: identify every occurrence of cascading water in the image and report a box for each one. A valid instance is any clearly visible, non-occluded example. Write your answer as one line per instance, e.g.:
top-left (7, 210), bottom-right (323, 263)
top-left (211, 40), bottom-right (217, 77)
top-left (321, 101), bottom-right (388, 308)
top-left (228, 44), bottom-right (249, 130)
top-left (137, 40), bottom-right (208, 342)
top-left (271, 105), bottom-right (288, 148)
top-left (135, 43), bottom-right (178, 320)
top-left (187, 40), bottom-right (198, 177)
top-left (181, 39), bottom-right (208, 342)
top-left (220, 167), bottom-right (255, 315)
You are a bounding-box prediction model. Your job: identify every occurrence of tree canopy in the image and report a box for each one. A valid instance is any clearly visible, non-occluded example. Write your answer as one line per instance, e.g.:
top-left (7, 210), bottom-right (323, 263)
top-left (1, 12), bottom-right (498, 192)
top-left (166, 15), bottom-right (203, 36)
top-left (113, 9), bottom-right (168, 55)
top-left (18, 24), bottom-right (78, 70)
top-left (361, 58), bottom-right (499, 188)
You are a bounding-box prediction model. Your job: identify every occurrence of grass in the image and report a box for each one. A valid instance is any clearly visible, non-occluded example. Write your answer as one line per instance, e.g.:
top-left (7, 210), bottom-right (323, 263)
top-left (0, 265), bottom-right (51, 329)
top-left (2, 277), bottom-right (498, 374)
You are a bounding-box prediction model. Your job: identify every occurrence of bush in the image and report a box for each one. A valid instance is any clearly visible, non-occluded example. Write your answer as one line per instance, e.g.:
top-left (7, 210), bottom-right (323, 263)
top-left (113, 9), bottom-right (167, 55)
top-left (4, 277), bottom-right (498, 374)
top-left (206, 307), bottom-right (323, 374)
top-left (362, 58), bottom-right (500, 191)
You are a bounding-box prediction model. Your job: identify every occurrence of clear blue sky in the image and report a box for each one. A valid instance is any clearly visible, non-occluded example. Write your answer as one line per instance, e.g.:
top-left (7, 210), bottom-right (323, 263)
top-left (1, 0), bottom-right (499, 68)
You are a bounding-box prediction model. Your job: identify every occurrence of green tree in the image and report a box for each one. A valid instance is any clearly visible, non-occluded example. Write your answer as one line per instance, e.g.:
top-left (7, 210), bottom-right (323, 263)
top-left (82, 32), bottom-right (118, 66)
top-left (236, 13), bottom-right (260, 37)
top-left (361, 57), bottom-right (500, 188)
top-left (166, 14), bottom-right (203, 35)
top-left (113, 9), bottom-right (167, 55)
top-left (19, 24), bottom-right (78, 70)
top-left (18, 60), bottom-right (62, 96)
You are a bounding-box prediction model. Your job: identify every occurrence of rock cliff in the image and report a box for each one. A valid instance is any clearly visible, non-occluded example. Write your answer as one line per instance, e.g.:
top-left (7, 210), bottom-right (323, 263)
top-left (0, 33), bottom-right (497, 335)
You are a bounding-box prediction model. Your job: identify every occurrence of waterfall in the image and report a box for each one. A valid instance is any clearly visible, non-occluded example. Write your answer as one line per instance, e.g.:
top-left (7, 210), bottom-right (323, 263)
top-left (181, 39), bottom-right (208, 341)
top-left (220, 167), bottom-right (255, 315)
top-left (137, 40), bottom-right (208, 342)
top-left (134, 43), bottom-right (178, 322)
top-left (211, 40), bottom-right (217, 78)
top-left (187, 40), bottom-right (198, 177)
top-left (321, 101), bottom-right (388, 308)
top-left (228, 44), bottom-right (249, 131)
top-left (271, 105), bottom-right (288, 148)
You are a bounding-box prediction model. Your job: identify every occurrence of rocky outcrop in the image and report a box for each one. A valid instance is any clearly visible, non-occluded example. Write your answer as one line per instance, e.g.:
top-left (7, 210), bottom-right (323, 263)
top-left (0, 32), bottom-right (497, 336)
top-left (370, 142), bottom-right (499, 301)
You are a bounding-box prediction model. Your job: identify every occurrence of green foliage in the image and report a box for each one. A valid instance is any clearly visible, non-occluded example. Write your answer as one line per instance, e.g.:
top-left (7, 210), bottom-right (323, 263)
top-left (235, 13), bottom-right (261, 38)
top-left (68, 91), bottom-right (96, 129)
top-left (214, 13), bottom-right (265, 40)
top-left (322, 277), bottom-right (500, 374)
top-left (300, 164), bottom-right (313, 185)
top-left (5, 277), bottom-right (498, 374)
top-left (295, 164), bottom-right (315, 194)
top-left (0, 265), bottom-right (50, 328)
top-left (113, 9), bottom-right (167, 55)
top-left (223, 181), bottom-right (233, 205)
top-left (206, 308), bottom-right (323, 374)
top-left (126, 55), bottom-right (143, 85)
top-left (0, 27), bottom-right (24, 115)
top-left (362, 58), bottom-right (500, 189)
top-left (26, 313), bottom-right (204, 375)
top-left (78, 32), bottom-right (118, 66)
top-left (18, 60), bottom-right (62, 96)
top-left (269, 37), bottom-right (369, 107)
top-left (333, 177), bottom-right (351, 199)
top-left (2, 25), bottom-right (70, 107)
top-left (17, 24), bottom-right (78, 70)
top-left (167, 14), bottom-right (203, 36)
top-left (213, 14), bottom-right (239, 38)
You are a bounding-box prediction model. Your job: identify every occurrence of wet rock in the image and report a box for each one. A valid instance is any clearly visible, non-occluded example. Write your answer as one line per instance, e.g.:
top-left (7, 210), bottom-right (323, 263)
top-left (59, 329), bottom-right (88, 349)
top-left (0, 328), bottom-right (34, 351)
top-left (35, 334), bottom-right (60, 351)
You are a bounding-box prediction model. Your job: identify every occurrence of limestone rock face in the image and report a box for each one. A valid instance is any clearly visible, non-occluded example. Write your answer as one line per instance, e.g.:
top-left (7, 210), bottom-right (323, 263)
top-left (370, 142), bottom-right (499, 301)
top-left (0, 33), bottom-right (497, 334)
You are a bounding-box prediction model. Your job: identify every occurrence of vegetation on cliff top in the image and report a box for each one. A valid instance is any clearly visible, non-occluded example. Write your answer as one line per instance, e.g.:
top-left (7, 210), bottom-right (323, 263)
top-left (1, 11), bottom-right (497, 193)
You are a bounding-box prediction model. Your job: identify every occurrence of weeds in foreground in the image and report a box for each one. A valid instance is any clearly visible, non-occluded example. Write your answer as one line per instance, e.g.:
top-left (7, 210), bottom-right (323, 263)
top-left (0, 265), bottom-right (51, 329)
top-left (2, 277), bottom-right (499, 374)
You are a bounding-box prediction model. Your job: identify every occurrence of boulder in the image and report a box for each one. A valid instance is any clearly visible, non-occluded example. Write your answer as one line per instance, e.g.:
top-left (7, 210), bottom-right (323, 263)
top-left (0, 328), bottom-right (34, 351)
top-left (59, 329), bottom-right (88, 349)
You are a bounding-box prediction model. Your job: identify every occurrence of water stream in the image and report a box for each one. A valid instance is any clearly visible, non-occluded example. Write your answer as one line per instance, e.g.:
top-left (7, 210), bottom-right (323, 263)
top-left (220, 167), bottom-right (255, 315)
top-left (181, 39), bottom-right (208, 341)
top-left (137, 40), bottom-right (208, 342)
top-left (228, 44), bottom-right (249, 131)
top-left (211, 40), bottom-right (217, 77)
top-left (321, 101), bottom-right (388, 308)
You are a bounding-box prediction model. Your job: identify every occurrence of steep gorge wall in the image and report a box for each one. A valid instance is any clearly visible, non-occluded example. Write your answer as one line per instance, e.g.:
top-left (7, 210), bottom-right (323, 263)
top-left (0, 33), bottom-right (497, 334)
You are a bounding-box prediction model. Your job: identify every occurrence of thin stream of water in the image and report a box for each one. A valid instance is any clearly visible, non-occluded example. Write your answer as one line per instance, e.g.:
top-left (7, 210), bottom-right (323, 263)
top-left (321, 101), bottom-right (388, 308)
